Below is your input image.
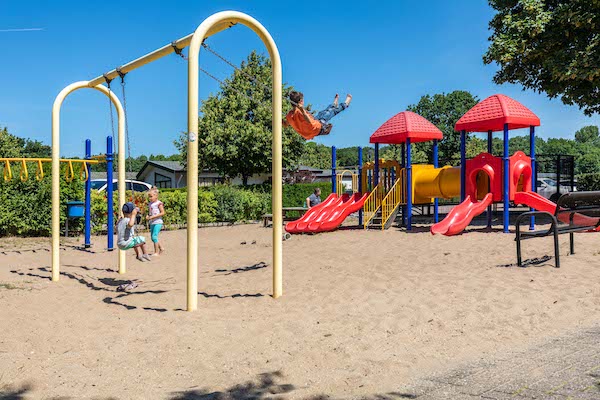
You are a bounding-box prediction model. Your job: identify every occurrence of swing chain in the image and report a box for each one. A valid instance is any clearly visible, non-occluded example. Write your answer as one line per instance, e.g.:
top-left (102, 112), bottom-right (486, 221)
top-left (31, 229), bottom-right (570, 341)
top-left (119, 71), bottom-right (134, 198)
top-left (104, 74), bottom-right (117, 154)
top-left (171, 42), bottom-right (188, 61)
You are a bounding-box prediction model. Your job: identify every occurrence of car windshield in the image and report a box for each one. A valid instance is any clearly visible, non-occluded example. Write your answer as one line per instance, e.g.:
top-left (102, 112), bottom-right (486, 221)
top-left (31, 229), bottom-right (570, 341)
top-left (544, 179), bottom-right (557, 186)
top-left (90, 181), bottom-right (106, 190)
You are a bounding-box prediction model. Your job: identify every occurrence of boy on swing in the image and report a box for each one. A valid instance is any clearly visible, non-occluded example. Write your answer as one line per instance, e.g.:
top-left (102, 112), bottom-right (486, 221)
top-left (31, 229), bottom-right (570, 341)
top-left (283, 91), bottom-right (352, 140)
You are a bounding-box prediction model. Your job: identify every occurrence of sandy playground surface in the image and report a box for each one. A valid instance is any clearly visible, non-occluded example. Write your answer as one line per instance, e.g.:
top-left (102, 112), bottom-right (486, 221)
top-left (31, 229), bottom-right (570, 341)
top-left (1, 220), bottom-right (600, 399)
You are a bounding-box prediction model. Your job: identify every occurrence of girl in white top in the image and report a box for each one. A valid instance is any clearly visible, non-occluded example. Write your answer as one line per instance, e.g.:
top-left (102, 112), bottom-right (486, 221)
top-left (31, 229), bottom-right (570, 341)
top-left (147, 187), bottom-right (166, 256)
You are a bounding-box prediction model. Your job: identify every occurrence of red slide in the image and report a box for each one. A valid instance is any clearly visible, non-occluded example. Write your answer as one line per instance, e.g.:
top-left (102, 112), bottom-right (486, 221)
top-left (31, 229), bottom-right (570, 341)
top-left (307, 193), bottom-right (368, 233)
top-left (286, 193), bottom-right (367, 234)
top-left (285, 193), bottom-right (339, 234)
top-left (431, 193), bottom-right (493, 236)
top-left (514, 191), bottom-right (600, 228)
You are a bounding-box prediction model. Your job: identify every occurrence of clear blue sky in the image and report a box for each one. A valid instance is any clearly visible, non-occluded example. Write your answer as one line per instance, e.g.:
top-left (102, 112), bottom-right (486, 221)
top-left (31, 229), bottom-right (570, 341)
top-left (1, 0), bottom-right (599, 158)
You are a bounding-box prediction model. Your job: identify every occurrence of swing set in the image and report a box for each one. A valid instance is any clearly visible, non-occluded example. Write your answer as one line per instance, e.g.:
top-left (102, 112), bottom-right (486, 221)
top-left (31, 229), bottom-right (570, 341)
top-left (51, 11), bottom-right (284, 312)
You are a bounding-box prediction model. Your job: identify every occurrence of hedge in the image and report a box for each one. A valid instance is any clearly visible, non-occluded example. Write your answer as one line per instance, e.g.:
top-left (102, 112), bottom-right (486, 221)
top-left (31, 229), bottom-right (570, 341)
top-left (0, 163), bottom-right (84, 236)
top-left (0, 174), bottom-right (330, 237)
top-left (576, 173), bottom-right (600, 191)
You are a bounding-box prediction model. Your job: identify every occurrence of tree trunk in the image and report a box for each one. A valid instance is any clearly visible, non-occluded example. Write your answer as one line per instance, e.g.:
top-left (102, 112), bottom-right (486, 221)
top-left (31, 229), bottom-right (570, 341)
top-left (242, 174), bottom-right (249, 186)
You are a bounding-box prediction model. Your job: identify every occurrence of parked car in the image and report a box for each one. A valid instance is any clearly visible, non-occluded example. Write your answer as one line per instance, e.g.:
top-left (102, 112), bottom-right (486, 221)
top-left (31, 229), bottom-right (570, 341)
top-left (536, 177), bottom-right (573, 202)
top-left (90, 179), bottom-right (153, 193)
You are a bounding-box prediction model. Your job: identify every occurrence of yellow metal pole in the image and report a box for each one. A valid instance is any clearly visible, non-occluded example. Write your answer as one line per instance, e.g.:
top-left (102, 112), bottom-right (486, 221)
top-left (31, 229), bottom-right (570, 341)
top-left (187, 11), bottom-right (283, 311)
top-left (51, 81), bottom-right (126, 281)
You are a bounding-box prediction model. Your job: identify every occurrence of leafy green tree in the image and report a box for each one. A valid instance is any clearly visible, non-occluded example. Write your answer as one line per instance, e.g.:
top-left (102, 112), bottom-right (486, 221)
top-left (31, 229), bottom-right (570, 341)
top-left (574, 125), bottom-right (600, 145)
top-left (407, 91), bottom-right (479, 164)
top-left (175, 51), bottom-right (305, 185)
top-left (484, 0), bottom-right (600, 115)
top-left (0, 127), bottom-right (24, 158)
top-left (298, 142), bottom-right (331, 169)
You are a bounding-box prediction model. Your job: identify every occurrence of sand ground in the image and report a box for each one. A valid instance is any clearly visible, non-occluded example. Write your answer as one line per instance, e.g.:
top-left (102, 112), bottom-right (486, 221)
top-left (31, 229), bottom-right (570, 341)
top-left (1, 221), bottom-right (600, 399)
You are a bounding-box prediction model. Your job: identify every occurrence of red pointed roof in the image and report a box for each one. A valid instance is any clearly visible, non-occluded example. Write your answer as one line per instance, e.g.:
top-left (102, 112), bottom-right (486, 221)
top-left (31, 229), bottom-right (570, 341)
top-left (455, 94), bottom-right (540, 132)
top-left (370, 111), bottom-right (443, 144)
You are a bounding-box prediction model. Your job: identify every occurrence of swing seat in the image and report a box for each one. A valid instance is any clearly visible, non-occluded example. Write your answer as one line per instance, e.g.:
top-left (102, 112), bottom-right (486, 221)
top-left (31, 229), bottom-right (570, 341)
top-left (321, 123), bottom-right (333, 136)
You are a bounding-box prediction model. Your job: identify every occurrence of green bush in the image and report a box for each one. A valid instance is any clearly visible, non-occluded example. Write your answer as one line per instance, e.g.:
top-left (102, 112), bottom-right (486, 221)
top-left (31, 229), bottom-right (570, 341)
top-left (282, 182), bottom-right (332, 208)
top-left (576, 173), bottom-right (600, 191)
top-left (0, 163), bottom-right (84, 236)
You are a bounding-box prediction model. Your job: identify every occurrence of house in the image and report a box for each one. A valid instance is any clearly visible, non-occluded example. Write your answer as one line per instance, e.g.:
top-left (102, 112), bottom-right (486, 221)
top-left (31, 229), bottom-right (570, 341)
top-left (135, 161), bottom-right (334, 188)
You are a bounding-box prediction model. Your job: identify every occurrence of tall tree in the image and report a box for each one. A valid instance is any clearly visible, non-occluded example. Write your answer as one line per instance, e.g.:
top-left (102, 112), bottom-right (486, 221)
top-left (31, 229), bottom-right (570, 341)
top-left (574, 125), bottom-right (600, 145)
top-left (0, 127), bottom-right (25, 158)
top-left (298, 142), bottom-right (331, 169)
top-left (484, 0), bottom-right (600, 115)
top-left (175, 51), bottom-right (305, 185)
top-left (407, 91), bottom-right (479, 164)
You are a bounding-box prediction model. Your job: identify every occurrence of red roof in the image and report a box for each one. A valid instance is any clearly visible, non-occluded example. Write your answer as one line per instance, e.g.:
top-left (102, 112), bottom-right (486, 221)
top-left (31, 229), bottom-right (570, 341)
top-left (455, 94), bottom-right (540, 132)
top-left (369, 111), bottom-right (443, 144)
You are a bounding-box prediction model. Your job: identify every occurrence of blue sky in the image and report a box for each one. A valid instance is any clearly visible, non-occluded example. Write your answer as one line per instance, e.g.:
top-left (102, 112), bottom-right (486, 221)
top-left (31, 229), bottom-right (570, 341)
top-left (1, 0), bottom-right (599, 158)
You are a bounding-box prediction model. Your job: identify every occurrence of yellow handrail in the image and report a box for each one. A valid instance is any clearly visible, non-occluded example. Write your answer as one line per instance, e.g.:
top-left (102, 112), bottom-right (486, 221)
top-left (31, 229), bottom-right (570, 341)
top-left (0, 158), bottom-right (99, 182)
top-left (79, 161), bottom-right (89, 182)
top-left (336, 170), bottom-right (359, 195)
top-left (3, 160), bottom-right (12, 182)
top-left (380, 173), bottom-right (406, 230)
top-left (363, 183), bottom-right (384, 229)
top-left (0, 157), bottom-right (100, 164)
top-left (19, 159), bottom-right (29, 182)
top-left (65, 161), bottom-right (75, 182)
top-left (35, 160), bottom-right (44, 181)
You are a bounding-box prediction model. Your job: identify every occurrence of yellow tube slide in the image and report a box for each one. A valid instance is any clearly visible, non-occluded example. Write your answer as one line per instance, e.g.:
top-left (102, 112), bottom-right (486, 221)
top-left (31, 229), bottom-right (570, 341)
top-left (412, 165), bottom-right (461, 204)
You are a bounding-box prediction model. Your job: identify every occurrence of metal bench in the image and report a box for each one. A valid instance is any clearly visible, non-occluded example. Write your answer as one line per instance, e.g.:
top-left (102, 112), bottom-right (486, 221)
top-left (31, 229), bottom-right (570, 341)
top-left (515, 191), bottom-right (600, 268)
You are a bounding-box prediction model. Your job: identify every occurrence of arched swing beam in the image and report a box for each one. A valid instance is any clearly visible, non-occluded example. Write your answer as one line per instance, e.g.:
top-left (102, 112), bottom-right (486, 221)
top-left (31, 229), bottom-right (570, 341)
top-left (51, 11), bottom-right (283, 312)
top-left (51, 82), bottom-right (127, 281)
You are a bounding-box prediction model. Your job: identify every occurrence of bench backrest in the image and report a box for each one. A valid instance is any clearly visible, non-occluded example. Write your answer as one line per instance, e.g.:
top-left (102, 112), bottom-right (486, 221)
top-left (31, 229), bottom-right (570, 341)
top-left (555, 191), bottom-right (600, 229)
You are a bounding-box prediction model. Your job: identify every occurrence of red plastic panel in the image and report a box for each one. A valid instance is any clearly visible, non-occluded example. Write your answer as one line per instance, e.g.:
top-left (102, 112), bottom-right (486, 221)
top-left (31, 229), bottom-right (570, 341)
top-left (465, 153), bottom-right (503, 202)
top-left (455, 94), bottom-right (540, 132)
top-left (370, 111), bottom-right (443, 144)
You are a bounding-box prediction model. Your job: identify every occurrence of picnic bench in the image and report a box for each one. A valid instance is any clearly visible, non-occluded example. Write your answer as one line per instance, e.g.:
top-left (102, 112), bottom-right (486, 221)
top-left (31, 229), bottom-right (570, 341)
top-left (262, 207), bottom-right (307, 227)
top-left (515, 191), bottom-right (600, 268)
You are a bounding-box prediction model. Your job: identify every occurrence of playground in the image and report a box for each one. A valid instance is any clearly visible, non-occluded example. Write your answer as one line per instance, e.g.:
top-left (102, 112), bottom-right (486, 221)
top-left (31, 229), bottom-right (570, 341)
top-left (3, 2), bottom-right (600, 398)
top-left (2, 224), bottom-right (600, 398)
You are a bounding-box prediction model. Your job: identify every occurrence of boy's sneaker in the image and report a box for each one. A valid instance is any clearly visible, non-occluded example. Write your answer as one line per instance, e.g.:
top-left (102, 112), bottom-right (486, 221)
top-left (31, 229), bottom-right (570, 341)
top-left (136, 256), bottom-right (147, 262)
top-left (142, 254), bottom-right (152, 261)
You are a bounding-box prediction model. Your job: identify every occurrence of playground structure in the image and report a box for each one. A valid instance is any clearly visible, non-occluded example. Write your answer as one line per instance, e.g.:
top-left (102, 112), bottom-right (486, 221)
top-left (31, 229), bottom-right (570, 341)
top-left (1, 137), bottom-right (114, 249)
top-left (51, 11), bottom-right (283, 312)
top-left (287, 94), bottom-right (568, 236)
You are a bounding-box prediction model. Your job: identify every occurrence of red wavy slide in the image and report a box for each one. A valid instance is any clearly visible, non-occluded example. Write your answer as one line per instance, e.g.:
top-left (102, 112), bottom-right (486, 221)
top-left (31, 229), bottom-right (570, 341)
top-left (286, 193), bottom-right (368, 234)
top-left (430, 193), bottom-right (493, 236)
top-left (514, 191), bottom-right (600, 228)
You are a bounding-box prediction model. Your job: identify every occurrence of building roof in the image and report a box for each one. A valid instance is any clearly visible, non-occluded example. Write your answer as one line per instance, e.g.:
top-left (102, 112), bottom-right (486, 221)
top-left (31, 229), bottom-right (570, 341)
top-left (454, 94), bottom-right (541, 132)
top-left (370, 111), bottom-right (443, 144)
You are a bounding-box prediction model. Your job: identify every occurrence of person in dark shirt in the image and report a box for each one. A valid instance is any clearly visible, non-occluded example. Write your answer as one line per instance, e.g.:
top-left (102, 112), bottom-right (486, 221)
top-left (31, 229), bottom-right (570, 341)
top-left (306, 188), bottom-right (322, 208)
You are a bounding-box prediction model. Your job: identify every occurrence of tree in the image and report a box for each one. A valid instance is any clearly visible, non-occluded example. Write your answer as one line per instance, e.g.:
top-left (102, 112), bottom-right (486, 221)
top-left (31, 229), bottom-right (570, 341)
top-left (407, 91), bottom-right (479, 164)
top-left (298, 142), bottom-right (331, 169)
top-left (0, 127), bottom-right (24, 158)
top-left (484, 0), bottom-right (600, 115)
top-left (574, 125), bottom-right (600, 145)
top-left (175, 51), bottom-right (305, 185)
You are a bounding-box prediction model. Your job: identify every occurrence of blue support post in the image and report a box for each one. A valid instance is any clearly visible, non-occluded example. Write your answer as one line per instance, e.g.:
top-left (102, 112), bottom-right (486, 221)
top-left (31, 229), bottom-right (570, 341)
top-left (401, 143), bottom-right (406, 167)
top-left (374, 144), bottom-right (380, 187)
top-left (529, 126), bottom-right (536, 230)
top-left (487, 130), bottom-right (493, 228)
top-left (433, 139), bottom-right (439, 223)
top-left (358, 146), bottom-right (363, 226)
top-left (331, 146), bottom-right (337, 195)
top-left (106, 136), bottom-right (114, 251)
top-left (460, 130), bottom-right (466, 202)
top-left (84, 139), bottom-right (92, 248)
top-left (406, 138), bottom-right (413, 231)
top-left (503, 123), bottom-right (510, 233)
